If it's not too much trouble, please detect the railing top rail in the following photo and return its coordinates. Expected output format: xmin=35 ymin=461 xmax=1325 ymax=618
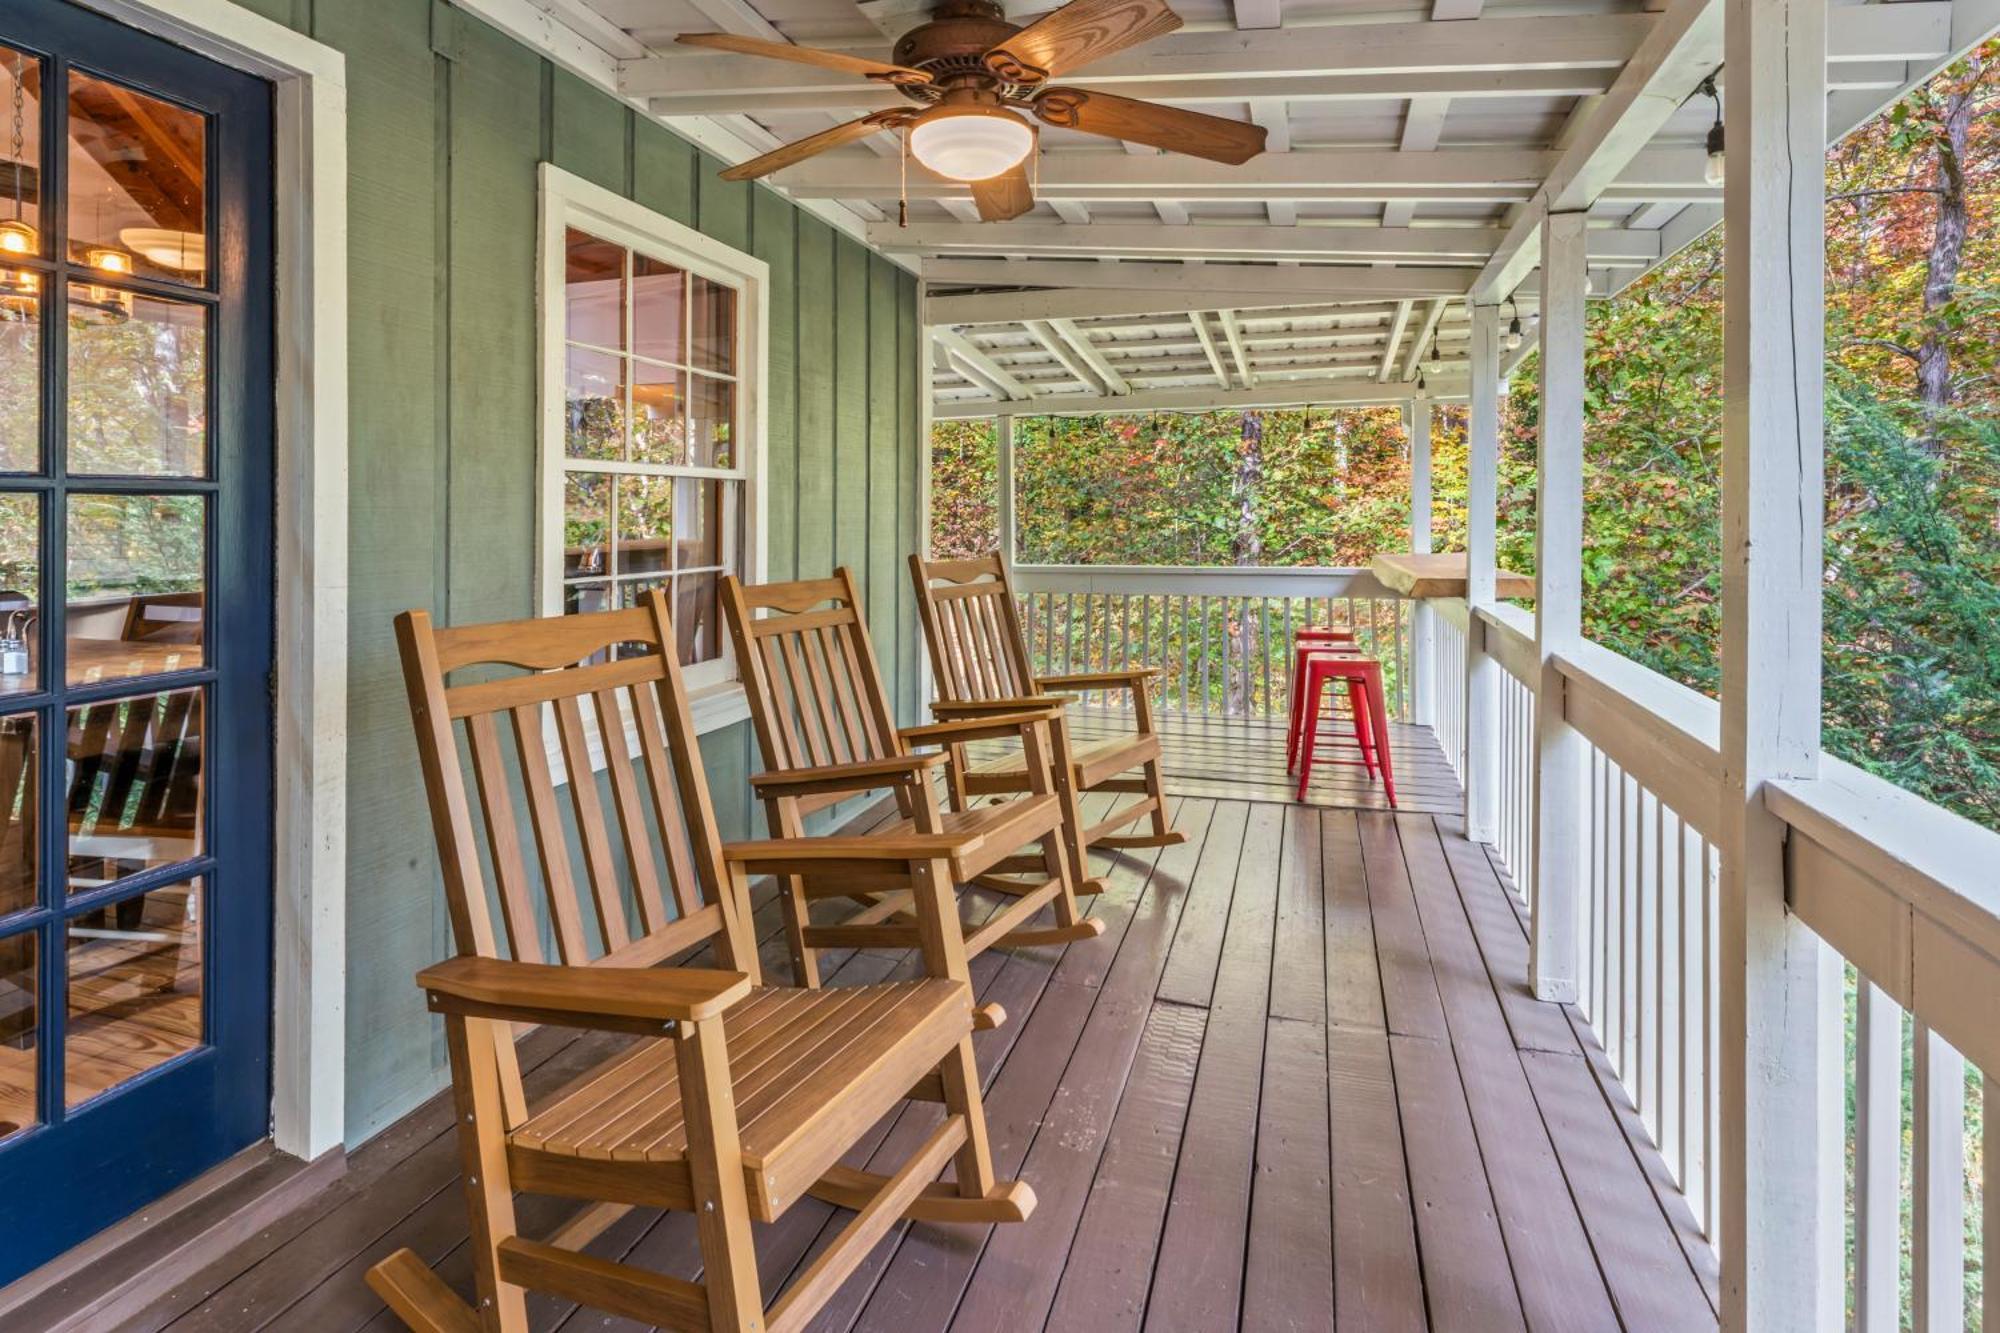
xmin=1008 ymin=564 xmax=1400 ymax=599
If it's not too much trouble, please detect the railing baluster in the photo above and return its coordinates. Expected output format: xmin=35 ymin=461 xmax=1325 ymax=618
xmin=1913 ymin=1021 xmax=1966 ymax=1333
xmin=1853 ymin=980 xmax=1901 ymax=1333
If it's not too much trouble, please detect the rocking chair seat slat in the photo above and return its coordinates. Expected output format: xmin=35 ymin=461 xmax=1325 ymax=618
xmin=965 ymin=732 xmax=1161 ymax=793
xmin=509 ymin=979 xmax=970 ymax=1220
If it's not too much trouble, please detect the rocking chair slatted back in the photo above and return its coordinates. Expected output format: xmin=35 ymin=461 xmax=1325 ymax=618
xmin=722 ymin=569 xmax=901 ymax=817
xmin=395 ymin=592 xmax=757 ymax=1122
xmin=909 ymin=553 xmax=1035 ymax=704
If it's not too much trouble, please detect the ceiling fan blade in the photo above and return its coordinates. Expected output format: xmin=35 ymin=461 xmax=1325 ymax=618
xmin=675 ymin=32 xmax=932 ymax=86
xmin=970 ymin=164 xmax=1035 ymax=222
xmin=1032 ymin=87 xmax=1265 ymax=164
xmin=982 ymin=0 xmax=1181 ymax=84
xmin=719 ymin=113 xmax=907 ymax=181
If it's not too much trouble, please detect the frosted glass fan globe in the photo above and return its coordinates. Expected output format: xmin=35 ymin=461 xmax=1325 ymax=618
xmin=910 ymin=106 xmax=1034 ymax=183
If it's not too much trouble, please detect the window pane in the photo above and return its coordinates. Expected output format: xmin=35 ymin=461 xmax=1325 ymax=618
xmin=0 ymin=44 xmax=44 ymax=257
xmin=66 ymin=687 xmax=204 ymax=895
xmin=0 ymin=290 xmax=36 ymax=471
xmin=0 ymin=715 xmax=32 ymax=917
xmin=564 ymin=228 xmax=622 ymax=351
xmin=563 ymin=579 xmax=612 ymax=616
xmin=565 ymin=346 xmax=624 ymax=461
xmin=673 ymin=571 xmax=720 ymax=666
xmin=67 ymin=288 xmax=207 ymax=476
xmin=563 ymin=471 xmax=608 ymax=579
xmin=66 ymin=878 xmax=203 ymax=1107
xmin=674 ymin=478 xmax=721 ymax=570
xmin=688 ymin=374 xmax=734 ymax=469
xmin=632 ymin=254 xmax=684 ymax=367
xmin=630 ymin=362 xmax=685 ymax=465
xmin=0 ymin=931 xmax=34 ymax=1140
xmin=66 ymin=492 xmax=206 ymax=685
xmin=0 ymin=493 xmax=37 ymax=696
xmin=690 ymin=275 xmax=735 ymax=375
xmin=66 ymin=72 xmax=206 ymax=285
xmin=615 ymin=474 xmax=672 ymax=577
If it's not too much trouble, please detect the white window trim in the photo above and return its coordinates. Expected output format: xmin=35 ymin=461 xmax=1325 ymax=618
xmin=536 ymin=163 xmax=769 ymax=747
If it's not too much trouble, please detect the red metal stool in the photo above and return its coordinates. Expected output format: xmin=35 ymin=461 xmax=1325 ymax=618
xmin=1285 ymin=627 xmax=1357 ymax=746
xmin=1286 ymin=636 xmax=1366 ymax=773
xmin=1294 ymin=653 xmax=1397 ymax=806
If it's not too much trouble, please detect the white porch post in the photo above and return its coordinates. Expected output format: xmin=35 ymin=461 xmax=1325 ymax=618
xmin=995 ymin=413 xmax=1017 ymax=570
xmin=1718 ymin=0 xmax=1840 ymax=1322
xmin=1463 ymin=303 xmax=1501 ymax=843
xmin=1529 ymin=210 xmax=1587 ymax=1003
xmin=1407 ymin=397 xmax=1434 ymax=726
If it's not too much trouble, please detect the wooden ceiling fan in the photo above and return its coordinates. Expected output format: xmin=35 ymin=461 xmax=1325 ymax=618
xmin=677 ymin=0 xmax=1266 ymax=222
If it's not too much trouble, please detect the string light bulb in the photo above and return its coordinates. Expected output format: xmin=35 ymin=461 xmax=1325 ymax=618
xmin=1505 ymin=297 xmax=1524 ymax=352
xmin=1699 ymin=74 xmax=1725 ymax=187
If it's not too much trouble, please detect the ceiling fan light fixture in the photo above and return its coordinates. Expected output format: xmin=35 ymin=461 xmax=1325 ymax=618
xmin=909 ymin=103 xmax=1034 ymax=183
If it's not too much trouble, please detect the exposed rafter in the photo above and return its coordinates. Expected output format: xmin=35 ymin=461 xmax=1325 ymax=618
xmin=922 ymin=260 xmax=1475 ymax=301
xmin=1218 ymin=311 xmax=1255 ymax=389
xmin=1188 ymin=313 xmax=1230 ymax=389
xmin=870 ymin=220 xmax=1663 ymax=266
xmin=1401 ymin=298 xmax=1450 ymax=382
xmin=934 ymin=328 xmax=1032 ymax=401
xmin=1377 ymin=300 xmax=1414 ymax=383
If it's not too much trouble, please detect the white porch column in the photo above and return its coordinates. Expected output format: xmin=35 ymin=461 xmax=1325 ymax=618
xmin=995 ymin=414 xmax=1017 ymax=569
xmin=1407 ymin=398 xmax=1434 ymax=726
xmin=1529 ymin=210 xmax=1587 ymax=1003
xmin=1463 ymin=303 xmax=1501 ymax=843
xmin=1718 ymin=0 xmax=1840 ymax=1322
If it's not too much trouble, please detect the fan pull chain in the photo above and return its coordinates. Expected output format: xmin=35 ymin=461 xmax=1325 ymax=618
xmin=899 ymin=128 xmax=909 ymax=228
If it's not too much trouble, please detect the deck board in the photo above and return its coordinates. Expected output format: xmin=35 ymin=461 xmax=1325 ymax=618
xmin=141 ymin=724 xmax=1715 ymax=1333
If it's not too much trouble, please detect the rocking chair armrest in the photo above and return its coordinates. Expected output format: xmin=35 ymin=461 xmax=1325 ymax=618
xmin=899 ymin=708 xmax=1062 ymax=748
xmin=723 ymin=827 xmax=989 ymax=869
xmin=747 ymin=752 xmax=947 ymax=799
xmin=417 ymin=956 xmax=752 ymax=1033
xmin=1034 ymin=667 xmax=1159 ymax=691
xmin=929 ymin=695 xmax=1076 ymax=718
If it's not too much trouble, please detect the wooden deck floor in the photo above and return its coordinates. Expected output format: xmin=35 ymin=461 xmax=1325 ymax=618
xmin=1064 ymin=707 xmax=1462 ymax=814
xmin=123 ymin=780 xmax=1718 ymax=1332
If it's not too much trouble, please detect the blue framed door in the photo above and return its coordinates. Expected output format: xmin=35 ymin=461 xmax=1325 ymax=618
xmin=0 ymin=0 xmax=274 ymax=1283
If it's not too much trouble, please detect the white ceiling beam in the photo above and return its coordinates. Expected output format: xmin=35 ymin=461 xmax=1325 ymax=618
xmin=1249 ymin=99 xmax=1294 ymax=227
xmin=1384 ymin=92 xmax=1452 ymax=227
xmin=1470 ymin=0 xmax=1720 ymax=302
xmin=1188 ymin=313 xmax=1231 ymax=389
xmin=640 ymin=65 xmax=1623 ymax=117
xmin=1050 ymin=319 xmax=1131 ymax=395
xmin=1402 ymin=297 xmax=1449 ymax=381
xmin=1023 ymin=321 xmax=1107 ymax=394
xmin=1219 ymin=310 xmax=1255 ymax=388
xmin=776 ymin=147 xmax=1718 ymax=200
xmin=1376 ymin=300 xmax=1413 ymax=383
xmin=868 ymin=220 xmax=1663 ymax=264
xmin=933 ymin=375 xmax=1465 ymax=420
xmin=921 ymin=259 xmax=1475 ymax=300
xmin=779 ymin=147 xmax=1551 ymax=193
xmin=624 ymin=12 xmax=1656 ymax=98
xmin=934 ymin=328 xmax=1033 ymax=401
xmin=926 ymin=282 xmax=1473 ymax=326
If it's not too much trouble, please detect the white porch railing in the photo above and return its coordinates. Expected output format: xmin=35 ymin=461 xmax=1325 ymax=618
xmin=1429 ymin=595 xmax=2000 ymax=1324
xmin=1008 ymin=565 xmax=1412 ymax=721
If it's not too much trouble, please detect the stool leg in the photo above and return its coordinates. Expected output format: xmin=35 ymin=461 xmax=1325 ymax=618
xmin=1347 ymin=678 xmax=1376 ymax=776
xmin=1367 ymin=671 xmax=1397 ymax=808
xmin=1286 ymin=648 xmax=1305 ymax=774
xmin=1296 ymin=666 xmax=1324 ymax=802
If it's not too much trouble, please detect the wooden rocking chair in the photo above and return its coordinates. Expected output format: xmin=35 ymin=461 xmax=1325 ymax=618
xmin=909 ymin=552 xmax=1184 ymax=895
xmin=368 ymin=592 xmax=1034 ymax=1333
xmin=720 ymin=568 xmax=1101 ymax=995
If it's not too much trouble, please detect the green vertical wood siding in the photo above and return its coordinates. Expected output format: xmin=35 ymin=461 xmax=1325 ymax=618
xmin=248 ymin=0 xmax=925 ymax=1142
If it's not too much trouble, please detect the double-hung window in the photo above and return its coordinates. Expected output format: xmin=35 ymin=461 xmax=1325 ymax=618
xmin=538 ymin=166 xmax=765 ymax=719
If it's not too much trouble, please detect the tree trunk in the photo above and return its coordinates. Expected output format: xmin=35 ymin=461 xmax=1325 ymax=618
xmin=1227 ymin=411 xmax=1264 ymax=714
xmin=1913 ymin=57 xmax=1981 ymax=448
